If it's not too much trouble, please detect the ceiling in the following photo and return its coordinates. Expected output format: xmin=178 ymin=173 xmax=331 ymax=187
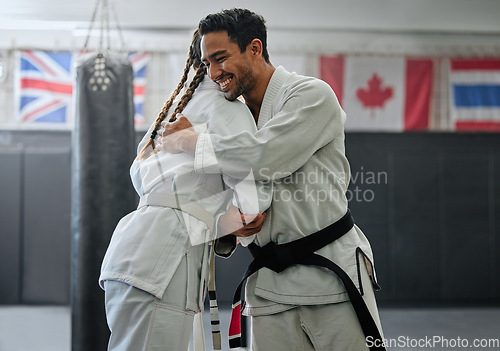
xmin=2 ymin=0 xmax=500 ymax=33
xmin=1 ymin=0 xmax=500 ymax=54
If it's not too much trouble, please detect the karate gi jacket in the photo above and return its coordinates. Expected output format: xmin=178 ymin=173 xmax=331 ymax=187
xmin=99 ymin=79 xmax=270 ymax=311
xmin=194 ymin=66 xmax=379 ymax=316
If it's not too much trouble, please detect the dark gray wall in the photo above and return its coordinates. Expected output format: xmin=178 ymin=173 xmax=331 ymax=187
xmin=0 ymin=131 xmax=72 ymax=304
xmin=345 ymin=133 xmax=500 ymax=305
xmin=1 ymin=130 xmax=499 ymax=306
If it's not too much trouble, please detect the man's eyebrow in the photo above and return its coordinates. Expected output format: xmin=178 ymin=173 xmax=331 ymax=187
xmin=205 ymin=50 xmax=227 ymax=61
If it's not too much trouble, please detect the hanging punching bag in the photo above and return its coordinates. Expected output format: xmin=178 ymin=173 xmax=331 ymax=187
xmin=71 ymin=51 xmax=136 ymax=351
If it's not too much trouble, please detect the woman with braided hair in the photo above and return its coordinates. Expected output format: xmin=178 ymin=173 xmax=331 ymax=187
xmin=99 ymin=29 xmax=270 ymax=351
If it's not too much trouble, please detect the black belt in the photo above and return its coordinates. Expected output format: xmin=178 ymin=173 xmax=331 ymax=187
xmin=228 ymin=210 xmax=386 ymax=351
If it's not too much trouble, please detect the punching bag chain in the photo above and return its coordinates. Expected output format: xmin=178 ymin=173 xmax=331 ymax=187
xmin=83 ymin=0 xmax=126 ymax=53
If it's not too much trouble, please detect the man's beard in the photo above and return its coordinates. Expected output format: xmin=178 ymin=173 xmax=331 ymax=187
xmin=225 ymin=65 xmax=255 ymax=101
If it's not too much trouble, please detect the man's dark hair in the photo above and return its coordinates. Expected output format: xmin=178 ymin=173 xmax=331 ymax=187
xmin=198 ymin=8 xmax=270 ymax=63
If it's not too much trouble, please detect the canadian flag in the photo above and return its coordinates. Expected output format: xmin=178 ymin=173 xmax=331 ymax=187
xmin=320 ymin=56 xmax=433 ymax=131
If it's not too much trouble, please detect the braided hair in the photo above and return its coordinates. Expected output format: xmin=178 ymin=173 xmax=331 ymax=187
xmin=137 ymin=29 xmax=205 ymax=159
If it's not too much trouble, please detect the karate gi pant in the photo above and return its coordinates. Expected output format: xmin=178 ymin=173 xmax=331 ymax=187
xmin=250 ymin=258 xmax=384 ymax=351
xmin=103 ymin=256 xmax=196 ymax=351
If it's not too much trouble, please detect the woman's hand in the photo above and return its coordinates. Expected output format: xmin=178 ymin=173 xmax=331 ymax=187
xmin=159 ymin=114 xmax=198 ymax=155
xmin=218 ymin=204 xmax=266 ymax=237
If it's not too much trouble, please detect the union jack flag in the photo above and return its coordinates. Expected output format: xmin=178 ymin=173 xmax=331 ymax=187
xmin=16 ymin=50 xmax=151 ymax=126
xmin=16 ymin=50 xmax=75 ymax=124
xmin=129 ymin=52 xmax=151 ymax=126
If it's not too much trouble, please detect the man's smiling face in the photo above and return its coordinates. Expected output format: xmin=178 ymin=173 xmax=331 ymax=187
xmin=201 ymin=31 xmax=256 ymax=101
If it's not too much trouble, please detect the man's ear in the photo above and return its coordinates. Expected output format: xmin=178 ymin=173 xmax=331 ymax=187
xmin=248 ymin=39 xmax=263 ymax=59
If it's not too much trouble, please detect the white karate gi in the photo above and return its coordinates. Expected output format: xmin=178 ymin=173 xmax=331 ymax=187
xmin=194 ymin=66 xmax=383 ymax=349
xmin=99 ymin=78 xmax=270 ymax=351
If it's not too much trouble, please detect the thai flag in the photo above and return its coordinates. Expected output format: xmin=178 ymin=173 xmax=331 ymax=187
xmin=17 ymin=50 xmax=74 ymax=124
xmin=128 ymin=52 xmax=151 ymax=126
xmin=449 ymin=59 xmax=500 ymax=131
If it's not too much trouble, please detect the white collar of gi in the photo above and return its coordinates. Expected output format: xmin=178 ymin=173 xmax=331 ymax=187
xmin=257 ymin=66 xmax=288 ymax=130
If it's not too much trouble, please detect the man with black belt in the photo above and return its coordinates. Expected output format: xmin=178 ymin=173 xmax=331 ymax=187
xmin=162 ymin=8 xmax=385 ymax=351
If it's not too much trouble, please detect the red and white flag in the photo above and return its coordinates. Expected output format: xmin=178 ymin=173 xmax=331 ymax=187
xmin=320 ymin=55 xmax=433 ymax=131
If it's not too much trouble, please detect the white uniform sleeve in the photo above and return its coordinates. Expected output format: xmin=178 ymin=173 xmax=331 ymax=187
xmin=205 ymin=98 xmax=273 ymax=211
xmin=194 ymin=79 xmax=345 ymax=181
xmin=204 ymin=98 xmax=273 ymax=250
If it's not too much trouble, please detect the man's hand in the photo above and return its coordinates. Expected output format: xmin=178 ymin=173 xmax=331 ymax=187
xmin=159 ymin=114 xmax=198 ymax=155
xmin=218 ymin=204 xmax=266 ymax=237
